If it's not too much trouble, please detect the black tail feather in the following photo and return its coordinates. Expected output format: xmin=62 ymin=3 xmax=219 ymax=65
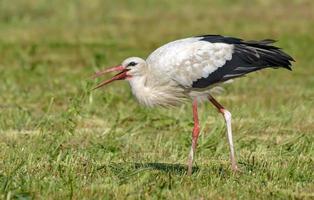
xmin=199 ymin=34 xmax=295 ymax=70
xmin=192 ymin=35 xmax=295 ymax=88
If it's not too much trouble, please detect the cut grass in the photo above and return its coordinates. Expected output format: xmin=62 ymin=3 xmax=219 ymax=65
xmin=0 ymin=0 xmax=314 ymax=199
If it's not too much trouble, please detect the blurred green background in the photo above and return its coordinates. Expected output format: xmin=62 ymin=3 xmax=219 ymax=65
xmin=0 ymin=0 xmax=313 ymax=199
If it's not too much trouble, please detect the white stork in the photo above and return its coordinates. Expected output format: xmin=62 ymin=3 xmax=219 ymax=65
xmin=92 ymin=35 xmax=294 ymax=175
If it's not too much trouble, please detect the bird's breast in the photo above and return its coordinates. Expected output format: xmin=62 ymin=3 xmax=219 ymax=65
xmin=128 ymin=76 xmax=187 ymax=107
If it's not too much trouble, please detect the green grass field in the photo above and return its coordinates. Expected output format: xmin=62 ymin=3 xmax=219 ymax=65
xmin=0 ymin=0 xmax=313 ymax=199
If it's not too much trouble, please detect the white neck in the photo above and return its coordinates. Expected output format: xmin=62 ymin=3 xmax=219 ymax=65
xmin=128 ymin=74 xmax=185 ymax=107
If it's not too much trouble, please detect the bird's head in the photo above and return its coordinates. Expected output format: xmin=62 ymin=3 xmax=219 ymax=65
xmin=92 ymin=57 xmax=147 ymax=90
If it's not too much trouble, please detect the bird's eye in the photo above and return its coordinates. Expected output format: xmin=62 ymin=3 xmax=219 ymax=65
xmin=128 ymin=62 xmax=137 ymax=67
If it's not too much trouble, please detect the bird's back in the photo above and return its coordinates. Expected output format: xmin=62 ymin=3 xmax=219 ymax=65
xmin=146 ymin=35 xmax=294 ymax=89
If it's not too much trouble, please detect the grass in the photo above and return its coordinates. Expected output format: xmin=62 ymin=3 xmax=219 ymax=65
xmin=0 ymin=0 xmax=313 ymax=199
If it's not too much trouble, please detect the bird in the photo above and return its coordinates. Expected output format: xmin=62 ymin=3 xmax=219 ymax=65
xmin=92 ymin=34 xmax=294 ymax=175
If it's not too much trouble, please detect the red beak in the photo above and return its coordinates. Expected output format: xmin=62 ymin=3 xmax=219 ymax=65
xmin=92 ymin=65 xmax=129 ymax=90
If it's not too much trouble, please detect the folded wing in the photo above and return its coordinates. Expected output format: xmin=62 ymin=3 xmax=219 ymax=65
xmin=146 ymin=35 xmax=294 ymax=88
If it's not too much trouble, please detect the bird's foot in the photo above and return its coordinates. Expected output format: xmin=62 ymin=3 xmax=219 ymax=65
xmin=187 ymin=158 xmax=193 ymax=176
xmin=187 ymin=167 xmax=192 ymax=176
xmin=187 ymin=146 xmax=194 ymax=176
xmin=231 ymin=164 xmax=240 ymax=173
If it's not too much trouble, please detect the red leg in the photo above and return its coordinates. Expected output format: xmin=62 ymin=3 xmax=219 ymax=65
xmin=208 ymin=95 xmax=238 ymax=172
xmin=187 ymin=97 xmax=200 ymax=175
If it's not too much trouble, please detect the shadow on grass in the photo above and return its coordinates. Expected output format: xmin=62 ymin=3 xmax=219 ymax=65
xmin=134 ymin=162 xmax=199 ymax=174
xmin=97 ymin=162 xmax=199 ymax=175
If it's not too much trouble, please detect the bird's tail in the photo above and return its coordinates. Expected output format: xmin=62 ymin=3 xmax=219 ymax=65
xmin=235 ymin=39 xmax=295 ymax=71
xmin=193 ymin=35 xmax=295 ymax=88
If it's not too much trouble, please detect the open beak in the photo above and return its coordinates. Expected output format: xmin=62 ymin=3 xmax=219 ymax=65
xmin=92 ymin=65 xmax=129 ymax=90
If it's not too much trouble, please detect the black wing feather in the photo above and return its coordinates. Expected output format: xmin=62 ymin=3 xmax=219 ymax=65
xmin=192 ymin=35 xmax=294 ymax=88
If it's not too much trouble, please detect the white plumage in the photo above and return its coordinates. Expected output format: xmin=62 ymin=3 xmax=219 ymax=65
xmin=92 ymin=35 xmax=294 ymax=175
xmin=124 ymin=37 xmax=236 ymax=107
xmin=147 ymin=38 xmax=234 ymax=87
